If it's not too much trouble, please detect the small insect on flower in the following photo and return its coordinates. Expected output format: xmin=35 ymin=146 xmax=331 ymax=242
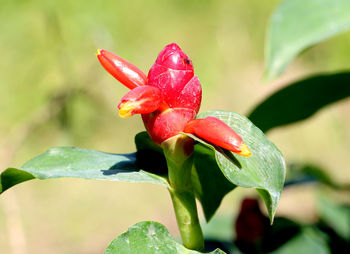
xmin=97 ymin=43 xmax=251 ymax=157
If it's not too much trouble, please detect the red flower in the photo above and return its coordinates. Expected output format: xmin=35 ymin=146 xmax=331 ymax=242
xmin=97 ymin=43 xmax=251 ymax=157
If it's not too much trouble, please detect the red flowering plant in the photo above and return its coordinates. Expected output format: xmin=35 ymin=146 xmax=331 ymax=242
xmin=0 ymin=43 xmax=285 ymax=253
xmin=97 ymin=44 xmax=251 ymax=157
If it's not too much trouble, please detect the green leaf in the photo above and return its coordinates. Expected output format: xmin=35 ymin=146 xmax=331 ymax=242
xmin=285 ymin=162 xmax=350 ymax=190
xmin=270 ymin=227 xmax=330 ymax=254
xmin=134 ymin=132 xmax=168 ymax=176
xmin=134 ymin=131 xmax=236 ymax=222
xmin=184 ymin=111 xmax=286 ymax=222
xmin=135 ymin=131 xmax=164 ymax=154
xmin=0 ymin=147 xmax=168 ymax=194
xmin=286 ymin=163 xmax=335 ymax=188
xmin=201 ymin=216 xmax=233 ymax=243
xmin=265 ymin=0 xmax=350 ymax=79
xmin=104 ymin=221 xmax=226 ymax=254
xmin=248 ymin=73 xmax=350 ymax=133
xmin=192 ymin=145 xmax=235 ymax=222
xmin=261 ymin=217 xmax=302 ymax=252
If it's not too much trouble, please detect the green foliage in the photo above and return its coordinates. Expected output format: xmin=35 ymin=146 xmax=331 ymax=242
xmin=134 ymin=131 xmax=235 ymax=223
xmin=0 ymin=168 xmax=35 ymax=193
xmin=0 ymin=147 xmax=168 ymax=194
xmin=270 ymin=227 xmax=330 ymax=254
xmin=1 ymin=113 xmax=285 ymax=225
xmin=285 ymin=162 xmax=350 ymax=190
xmin=265 ymin=0 xmax=350 ymax=79
xmin=201 ymin=216 xmax=233 ymax=243
xmin=248 ymin=72 xmax=350 ymax=133
xmin=192 ymin=145 xmax=235 ymax=222
xmin=105 ymin=221 xmax=225 ymax=254
xmin=185 ymin=111 xmax=286 ymax=222
xmin=318 ymin=196 xmax=350 ymax=241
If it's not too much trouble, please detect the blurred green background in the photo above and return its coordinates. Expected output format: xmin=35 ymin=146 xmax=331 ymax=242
xmin=1 ymin=0 xmax=350 ymax=253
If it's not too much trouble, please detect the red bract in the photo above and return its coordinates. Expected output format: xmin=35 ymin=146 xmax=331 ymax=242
xmin=235 ymin=198 xmax=268 ymax=253
xmin=97 ymin=43 xmax=251 ymax=157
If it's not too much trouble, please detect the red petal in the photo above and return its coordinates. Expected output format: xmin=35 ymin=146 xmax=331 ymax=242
xmin=97 ymin=49 xmax=147 ymax=89
xmin=118 ymin=86 xmax=163 ymax=118
xmin=184 ymin=116 xmax=251 ymax=156
xmin=142 ymin=108 xmax=196 ymax=145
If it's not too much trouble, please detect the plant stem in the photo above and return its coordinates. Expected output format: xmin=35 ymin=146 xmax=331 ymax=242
xmin=162 ymin=134 xmax=204 ymax=251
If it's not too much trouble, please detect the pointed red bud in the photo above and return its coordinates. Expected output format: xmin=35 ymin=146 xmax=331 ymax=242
xmin=155 ymin=43 xmax=194 ymax=71
xmin=184 ymin=116 xmax=251 ymax=157
xmin=118 ymin=86 xmax=163 ymax=118
xmin=148 ymin=43 xmax=201 ymax=113
xmin=97 ymin=49 xmax=147 ymax=89
xmin=235 ymin=198 xmax=267 ymax=245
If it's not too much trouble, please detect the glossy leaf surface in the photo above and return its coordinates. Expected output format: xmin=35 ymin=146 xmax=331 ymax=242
xmin=0 ymin=147 xmax=168 ymax=194
xmin=248 ymin=73 xmax=350 ymax=133
xmin=265 ymin=0 xmax=350 ymax=79
xmin=184 ymin=111 xmax=286 ymax=222
xmin=104 ymin=221 xmax=225 ymax=254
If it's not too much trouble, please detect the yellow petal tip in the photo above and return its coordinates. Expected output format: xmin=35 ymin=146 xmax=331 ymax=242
xmin=118 ymin=101 xmax=138 ymax=118
xmin=96 ymin=49 xmax=102 ymax=56
xmin=237 ymin=143 xmax=252 ymax=157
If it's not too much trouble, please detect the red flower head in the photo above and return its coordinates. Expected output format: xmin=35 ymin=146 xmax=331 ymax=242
xmin=97 ymin=43 xmax=251 ymax=157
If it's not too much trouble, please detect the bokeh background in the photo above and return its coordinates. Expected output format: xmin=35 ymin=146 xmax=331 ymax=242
xmin=1 ymin=0 xmax=349 ymax=253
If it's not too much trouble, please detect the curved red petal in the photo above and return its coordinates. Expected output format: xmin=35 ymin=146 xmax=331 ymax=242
xmin=118 ymin=86 xmax=163 ymax=118
xmin=184 ymin=116 xmax=251 ymax=156
xmin=97 ymin=49 xmax=147 ymax=89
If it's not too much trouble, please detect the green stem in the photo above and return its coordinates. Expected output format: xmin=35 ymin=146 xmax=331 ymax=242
xmin=162 ymin=134 xmax=204 ymax=251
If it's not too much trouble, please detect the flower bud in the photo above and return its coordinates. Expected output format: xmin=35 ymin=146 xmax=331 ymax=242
xmin=184 ymin=117 xmax=251 ymax=156
xmin=97 ymin=49 xmax=147 ymax=89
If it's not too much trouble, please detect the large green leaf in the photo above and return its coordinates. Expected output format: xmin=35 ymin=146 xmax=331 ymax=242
xmin=134 ymin=131 xmax=235 ymax=222
xmin=265 ymin=0 xmax=350 ymax=79
xmin=0 ymin=147 xmax=168 ymax=194
xmin=248 ymin=73 xmax=350 ymax=133
xmin=184 ymin=111 xmax=286 ymax=222
xmin=105 ymin=221 xmax=225 ymax=254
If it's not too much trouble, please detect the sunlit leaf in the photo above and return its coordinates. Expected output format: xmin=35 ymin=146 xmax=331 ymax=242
xmin=105 ymin=221 xmax=226 ymax=254
xmin=184 ymin=111 xmax=286 ymax=222
xmin=249 ymin=72 xmax=350 ymax=133
xmin=265 ymin=0 xmax=350 ymax=79
xmin=0 ymin=147 xmax=168 ymax=194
